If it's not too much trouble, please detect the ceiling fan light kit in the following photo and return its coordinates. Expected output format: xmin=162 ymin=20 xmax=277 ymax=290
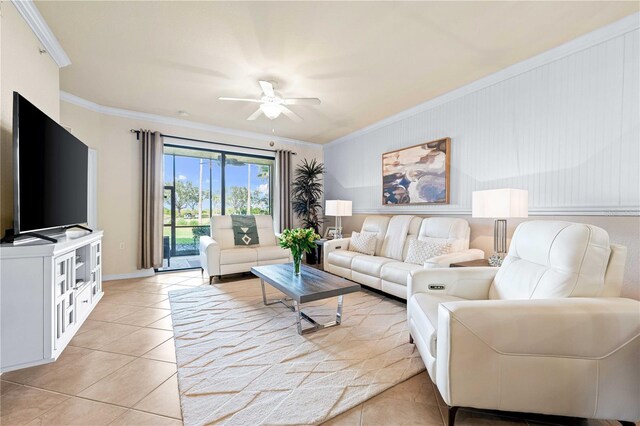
xmin=219 ymin=80 xmax=321 ymax=122
xmin=260 ymin=102 xmax=282 ymax=119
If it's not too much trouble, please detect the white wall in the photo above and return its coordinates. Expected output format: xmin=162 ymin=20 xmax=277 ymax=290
xmin=60 ymin=101 xmax=323 ymax=278
xmin=324 ymin=24 xmax=639 ymax=216
xmin=0 ymin=1 xmax=60 ymax=233
xmin=323 ymin=17 xmax=640 ymax=299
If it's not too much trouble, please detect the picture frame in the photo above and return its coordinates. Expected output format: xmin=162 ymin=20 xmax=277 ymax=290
xmin=382 ymin=137 xmax=451 ymax=205
xmin=324 ymin=226 xmax=342 ymax=239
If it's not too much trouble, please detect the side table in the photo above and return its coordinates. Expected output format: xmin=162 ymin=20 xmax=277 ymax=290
xmin=450 ymin=259 xmax=492 ymax=267
xmin=313 ymin=239 xmax=330 ymax=269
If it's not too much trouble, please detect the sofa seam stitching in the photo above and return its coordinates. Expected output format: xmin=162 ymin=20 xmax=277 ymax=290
xmin=567 ymin=226 xmax=594 ymax=297
xmin=527 ymin=224 xmax=572 ymax=298
xmin=442 ymin=305 xmax=640 ymax=359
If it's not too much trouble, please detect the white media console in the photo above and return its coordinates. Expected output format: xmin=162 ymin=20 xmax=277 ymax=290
xmin=0 ymin=231 xmax=103 ymax=372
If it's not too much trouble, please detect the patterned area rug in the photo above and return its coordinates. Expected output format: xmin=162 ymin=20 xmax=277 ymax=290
xmin=168 ymin=279 xmax=425 ymax=425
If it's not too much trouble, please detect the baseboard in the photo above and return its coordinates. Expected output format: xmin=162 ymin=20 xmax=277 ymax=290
xmin=103 ymin=269 xmax=155 ymax=281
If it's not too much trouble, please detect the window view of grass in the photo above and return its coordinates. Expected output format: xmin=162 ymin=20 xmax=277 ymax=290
xmin=163 ymin=145 xmax=273 ymax=259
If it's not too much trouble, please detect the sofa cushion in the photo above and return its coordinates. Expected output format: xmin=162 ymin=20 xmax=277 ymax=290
xmin=409 ymin=293 xmax=466 ymax=358
xmin=405 ymin=238 xmax=452 ymax=265
xmin=220 ymin=248 xmax=257 ymax=265
xmin=351 ymin=255 xmax=395 ymax=278
xmin=256 ymin=245 xmax=289 ymax=262
xmin=490 ymin=221 xmax=611 ymax=300
xmin=349 ymin=232 xmax=377 ymax=255
xmin=380 ymin=215 xmax=415 ymax=260
xmin=361 ymin=216 xmax=391 ymax=256
xmin=381 ymin=262 xmax=423 ymax=285
xmin=327 ymin=250 xmax=362 ymax=269
xmin=417 ymin=217 xmax=470 ymax=253
xmin=211 ymin=215 xmax=277 ymax=250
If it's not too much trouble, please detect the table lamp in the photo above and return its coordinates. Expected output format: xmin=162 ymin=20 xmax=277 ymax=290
xmin=325 ymin=200 xmax=352 ymax=239
xmin=472 ymin=189 xmax=528 ymax=266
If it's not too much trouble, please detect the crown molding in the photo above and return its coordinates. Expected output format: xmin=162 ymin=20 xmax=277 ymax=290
xmin=60 ymin=91 xmax=319 ymax=148
xmin=326 ymin=12 xmax=640 ymax=148
xmin=11 ymin=0 xmax=71 ymax=68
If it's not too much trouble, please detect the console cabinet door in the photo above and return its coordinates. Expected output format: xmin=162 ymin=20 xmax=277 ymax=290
xmin=90 ymin=241 xmax=102 ymax=297
xmin=53 ymin=252 xmax=76 ymax=350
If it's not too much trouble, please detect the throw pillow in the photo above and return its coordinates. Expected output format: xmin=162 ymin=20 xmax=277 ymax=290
xmin=405 ymin=238 xmax=452 ymax=265
xmin=349 ymin=232 xmax=377 ymax=255
xmin=231 ymin=215 xmax=260 ymax=246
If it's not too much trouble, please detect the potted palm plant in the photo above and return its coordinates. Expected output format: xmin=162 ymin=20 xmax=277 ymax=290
xmin=291 ymin=159 xmax=324 ymax=263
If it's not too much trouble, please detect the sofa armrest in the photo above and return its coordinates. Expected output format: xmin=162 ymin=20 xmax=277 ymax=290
xmin=323 ymin=238 xmax=351 ymax=265
xmin=423 ymin=249 xmax=485 ymax=268
xmin=199 ymin=236 xmax=221 ymax=276
xmin=408 ymin=267 xmax=498 ymax=300
xmin=440 ymin=297 xmax=640 ymax=357
xmin=436 ymin=297 xmax=640 ymax=413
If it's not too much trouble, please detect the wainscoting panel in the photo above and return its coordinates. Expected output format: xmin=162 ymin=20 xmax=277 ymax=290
xmin=324 ymin=26 xmax=640 ymax=216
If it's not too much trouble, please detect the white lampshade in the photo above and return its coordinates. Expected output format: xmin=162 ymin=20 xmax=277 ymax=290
xmin=325 ymin=200 xmax=352 ymax=217
xmin=472 ymin=189 xmax=528 ymax=219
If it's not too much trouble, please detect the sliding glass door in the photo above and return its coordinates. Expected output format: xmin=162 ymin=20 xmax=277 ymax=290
xmin=224 ymin=154 xmax=272 ymax=215
xmin=160 ymin=145 xmax=273 ymax=270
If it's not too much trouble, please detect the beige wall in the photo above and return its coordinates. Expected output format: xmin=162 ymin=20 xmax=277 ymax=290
xmin=60 ymin=101 xmax=323 ymax=278
xmin=340 ymin=214 xmax=640 ymax=300
xmin=0 ymin=1 xmax=60 ymax=233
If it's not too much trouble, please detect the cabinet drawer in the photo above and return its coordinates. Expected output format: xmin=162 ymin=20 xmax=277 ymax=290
xmin=76 ymin=285 xmax=92 ymax=322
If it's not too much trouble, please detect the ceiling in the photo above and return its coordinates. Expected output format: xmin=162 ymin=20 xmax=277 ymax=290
xmin=37 ymin=1 xmax=639 ymax=144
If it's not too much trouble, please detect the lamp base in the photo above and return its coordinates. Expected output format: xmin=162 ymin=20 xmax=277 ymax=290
xmin=488 ymin=252 xmax=506 ymax=267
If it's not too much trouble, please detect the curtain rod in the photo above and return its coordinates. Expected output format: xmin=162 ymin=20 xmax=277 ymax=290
xmin=129 ymin=129 xmax=296 ymax=155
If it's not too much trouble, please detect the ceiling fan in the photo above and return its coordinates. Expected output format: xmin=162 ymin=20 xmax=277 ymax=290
xmin=219 ymin=81 xmax=321 ymax=122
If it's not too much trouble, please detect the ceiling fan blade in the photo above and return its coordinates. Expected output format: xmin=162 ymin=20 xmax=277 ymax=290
xmin=283 ymin=98 xmax=321 ymax=105
xmin=219 ymin=97 xmax=262 ymax=103
xmin=259 ymin=80 xmax=275 ymax=97
xmin=247 ymin=108 xmax=263 ymax=120
xmin=280 ymin=106 xmax=302 ymax=122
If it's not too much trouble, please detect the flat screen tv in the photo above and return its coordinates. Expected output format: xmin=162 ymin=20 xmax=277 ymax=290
xmin=13 ymin=92 xmax=88 ymax=235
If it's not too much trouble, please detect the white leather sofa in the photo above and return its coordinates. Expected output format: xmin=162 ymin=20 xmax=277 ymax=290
xmin=407 ymin=220 xmax=639 ymax=425
xmin=323 ymin=215 xmax=484 ymax=299
xmin=199 ymin=215 xmax=291 ymax=284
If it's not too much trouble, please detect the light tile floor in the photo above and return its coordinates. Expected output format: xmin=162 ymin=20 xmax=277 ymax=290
xmin=0 ymin=270 xmax=634 ymax=426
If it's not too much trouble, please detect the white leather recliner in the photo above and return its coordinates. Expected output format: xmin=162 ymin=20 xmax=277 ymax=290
xmin=199 ymin=215 xmax=291 ymax=284
xmin=407 ymin=220 xmax=640 ymax=425
xmin=324 ymin=215 xmax=484 ymax=299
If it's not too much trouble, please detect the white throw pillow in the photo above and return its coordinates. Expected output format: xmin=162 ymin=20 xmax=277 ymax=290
xmin=405 ymin=238 xmax=452 ymax=265
xmin=349 ymin=232 xmax=377 ymax=255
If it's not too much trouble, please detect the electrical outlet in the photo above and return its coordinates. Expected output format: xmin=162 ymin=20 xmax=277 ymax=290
xmin=119 ymin=242 xmax=125 ymax=250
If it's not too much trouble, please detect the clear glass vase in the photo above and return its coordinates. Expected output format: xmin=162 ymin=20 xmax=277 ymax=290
xmin=293 ymin=253 xmax=302 ymax=275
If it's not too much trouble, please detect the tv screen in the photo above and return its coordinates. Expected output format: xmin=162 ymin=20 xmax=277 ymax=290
xmin=13 ymin=92 xmax=88 ymax=234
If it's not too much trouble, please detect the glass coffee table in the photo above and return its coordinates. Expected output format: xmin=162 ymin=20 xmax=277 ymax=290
xmin=251 ymin=263 xmax=361 ymax=335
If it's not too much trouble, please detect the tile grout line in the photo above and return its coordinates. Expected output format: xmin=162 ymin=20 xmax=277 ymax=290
xmin=2 ymin=379 xmax=182 ymax=423
xmin=131 ymin=372 xmax=182 ymax=420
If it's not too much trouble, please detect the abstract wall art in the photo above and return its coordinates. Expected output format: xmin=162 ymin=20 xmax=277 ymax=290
xmin=382 ymin=138 xmax=450 ymax=205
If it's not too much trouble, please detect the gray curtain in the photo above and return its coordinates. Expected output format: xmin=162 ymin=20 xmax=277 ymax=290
xmin=276 ymin=150 xmax=293 ymax=232
xmin=138 ymin=130 xmax=164 ymax=269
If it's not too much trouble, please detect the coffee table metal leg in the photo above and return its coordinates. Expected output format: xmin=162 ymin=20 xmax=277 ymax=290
xmin=260 ymin=279 xmax=268 ymax=305
xmin=259 ymin=280 xmax=346 ymax=335
xmin=261 ymin=279 xmax=293 ymax=306
xmin=336 ymin=295 xmax=343 ymax=325
xmin=293 ymin=301 xmax=303 ymax=335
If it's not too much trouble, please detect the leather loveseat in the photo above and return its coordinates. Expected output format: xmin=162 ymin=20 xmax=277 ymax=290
xmin=323 ymin=215 xmax=484 ymax=299
xmin=199 ymin=215 xmax=291 ymax=283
